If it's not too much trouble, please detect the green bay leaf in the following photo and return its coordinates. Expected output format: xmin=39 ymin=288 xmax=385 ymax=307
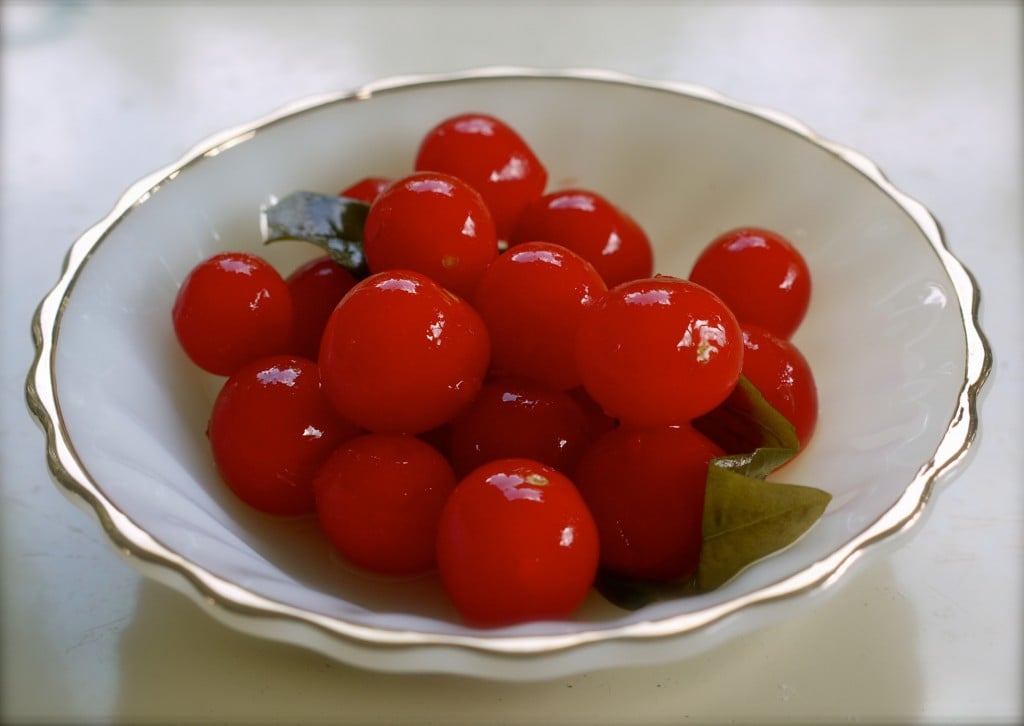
xmin=694 ymin=375 xmax=799 ymax=455
xmin=698 ymin=463 xmax=831 ymax=592
xmin=261 ymin=191 xmax=371 ymax=274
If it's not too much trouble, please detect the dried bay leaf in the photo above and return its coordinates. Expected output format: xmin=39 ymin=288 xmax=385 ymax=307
xmin=694 ymin=375 xmax=799 ymax=455
xmin=698 ymin=463 xmax=831 ymax=592
xmin=697 ymin=379 xmax=829 ymax=590
xmin=261 ymin=191 xmax=370 ymax=274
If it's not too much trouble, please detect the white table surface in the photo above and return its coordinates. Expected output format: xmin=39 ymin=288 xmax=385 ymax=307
xmin=2 ymin=2 xmax=1021 ymax=723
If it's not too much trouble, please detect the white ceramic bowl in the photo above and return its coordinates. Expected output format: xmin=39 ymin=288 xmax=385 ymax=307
xmin=28 ymin=68 xmax=990 ymax=680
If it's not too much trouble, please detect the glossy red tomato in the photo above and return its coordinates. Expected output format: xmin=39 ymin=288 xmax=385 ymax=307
xmin=471 ymin=241 xmax=607 ymax=390
xmin=363 ymin=171 xmax=498 ymax=298
xmin=448 ymin=377 xmax=592 ymax=478
xmin=575 ymin=276 xmax=744 ymax=427
xmin=688 ymin=227 xmax=811 ymax=339
xmin=509 ymin=189 xmax=653 ymax=288
xmin=314 ymin=434 xmax=457 ymax=575
xmin=414 ymin=113 xmax=548 ymax=240
xmin=172 ymin=252 xmax=292 ymax=376
xmin=436 ymin=458 xmax=599 ymax=627
xmin=318 ymin=270 xmax=490 ymax=434
xmin=207 ymin=355 xmax=361 ymax=515
xmin=285 ymin=256 xmax=357 ymax=360
xmin=574 ymin=424 xmax=723 ymax=581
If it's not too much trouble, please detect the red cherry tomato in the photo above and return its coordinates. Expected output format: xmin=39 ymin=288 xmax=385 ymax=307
xmin=318 ymin=270 xmax=490 ymax=434
xmin=172 ymin=252 xmax=292 ymax=376
xmin=575 ymin=425 xmax=723 ymax=581
xmin=363 ymin=171 xmax=498 ymax=299
xmin=471 ymin=241 xmax=607 ymax=390
xmin=314 ymin=434 xmax=457 ymax=575
xmin=575 ymin=276 xmax=744 ymax=427
xmin=339 ymin=176 xmax=391 ymax=203
xmin=207 ymin=355 xmax=361 ymax=515
xmin=448 ymin=377 xmax=592 ymax=478
xmin=509 ymin=189 xmax=653 ymax=288
xmin=414 ymin=113 xmax=548 ymax=240
xmin=436 ymin=458 xmax=599 ymax=627
xmin=688 ymin=227 xmax=811 ymax=339
xmin=284 ymin=256 xmax=357 ymax=360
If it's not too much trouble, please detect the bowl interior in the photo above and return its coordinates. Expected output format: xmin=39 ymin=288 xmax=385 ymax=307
xmin=52 ymin=74 xmax=967 ymax=636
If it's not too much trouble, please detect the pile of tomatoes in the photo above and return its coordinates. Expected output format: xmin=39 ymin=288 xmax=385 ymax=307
xmin=171 ymin=112 xmax=818 ymax=627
